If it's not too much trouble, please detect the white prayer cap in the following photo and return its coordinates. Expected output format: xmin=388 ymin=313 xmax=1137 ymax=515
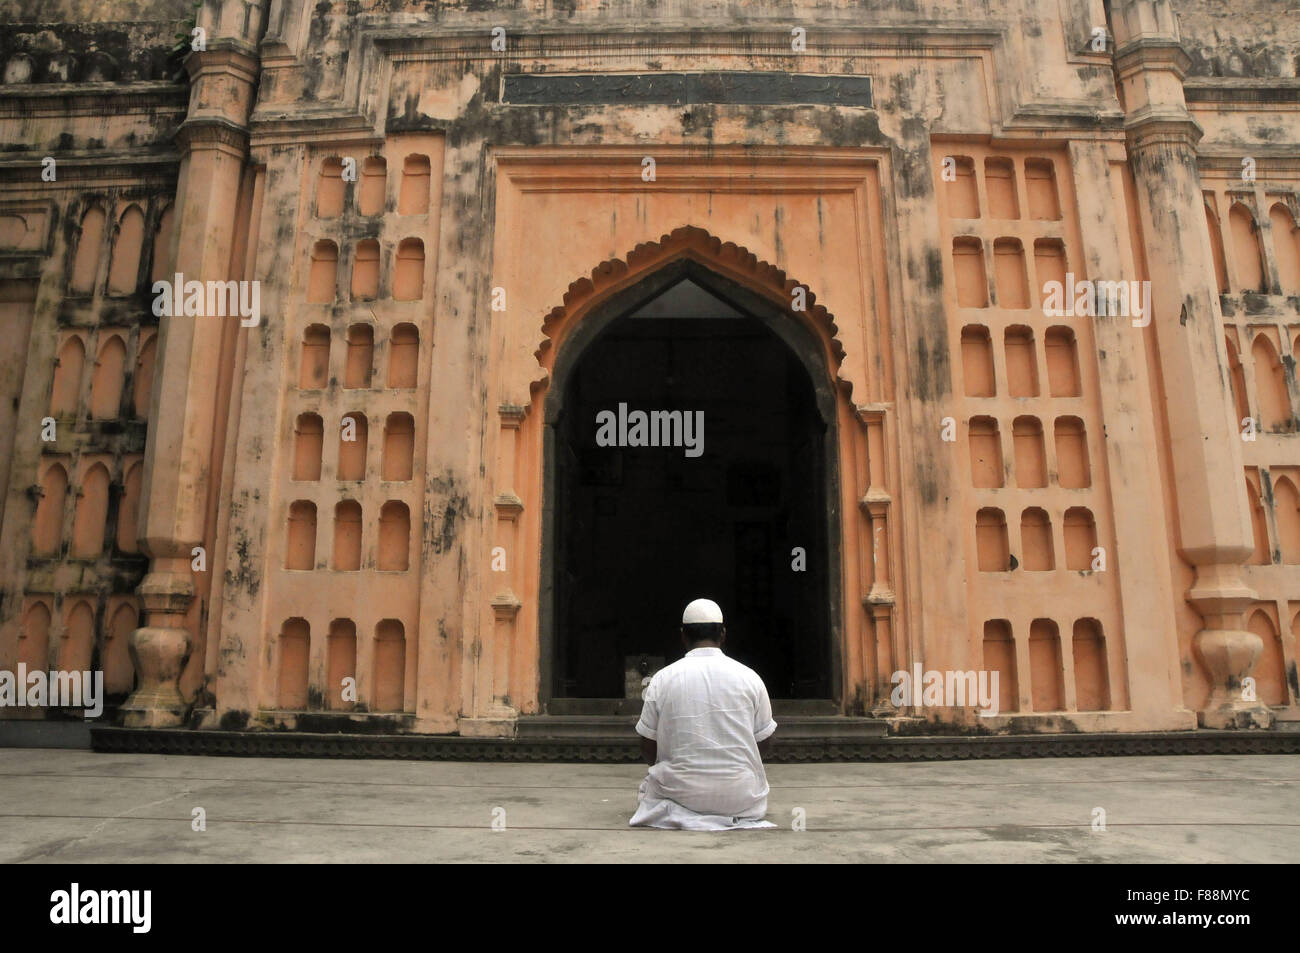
xmin=682 ymin=598 xmax=724 ymax=625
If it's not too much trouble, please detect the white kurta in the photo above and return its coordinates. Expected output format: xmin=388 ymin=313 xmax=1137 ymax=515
xmin=630 ymin=647 xmax=778 ymax=831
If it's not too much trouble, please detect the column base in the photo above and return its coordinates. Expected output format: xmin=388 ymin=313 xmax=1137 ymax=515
xmin=459 ymin=710 xmax=518 ymax=738
xmin=1197 ymin=700 xmax=1276 ymax=730
xmin=1194 ymin=627 xmax=1275 ymax=730
xmin=119 ymin=696 xmax=191 ymax=729
xmin=121 ymin=625 xmax=193 ymax=729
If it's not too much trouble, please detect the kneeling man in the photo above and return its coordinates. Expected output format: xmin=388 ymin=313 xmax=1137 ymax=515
xmin=629 ymin=598 xmax=778 ymax=830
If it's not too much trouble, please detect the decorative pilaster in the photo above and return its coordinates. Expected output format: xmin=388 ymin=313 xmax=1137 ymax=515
xmin=1112 ymin=0 xmax=1272 ymax=728
xmin=856 ymin=405 xmax=897 ymax=713
xmin=462 ymin=405 xmax=528 ymax=735
xmin=121 ymin=14 xmax=261 ymax=727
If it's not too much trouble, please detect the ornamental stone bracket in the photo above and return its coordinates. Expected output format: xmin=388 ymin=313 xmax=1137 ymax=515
xmin=490 ymin=591 xmax=523 ymax=621
xmin=493 ymin=493 xmax=524 ymax=522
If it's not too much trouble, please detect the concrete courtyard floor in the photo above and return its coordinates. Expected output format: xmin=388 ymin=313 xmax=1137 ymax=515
xmin=0 ymin=747 xmax=1295 ymax=862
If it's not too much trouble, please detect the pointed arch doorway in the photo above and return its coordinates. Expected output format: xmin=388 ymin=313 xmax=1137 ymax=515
xmin=539 ymin=258 xmax=842 ymax=710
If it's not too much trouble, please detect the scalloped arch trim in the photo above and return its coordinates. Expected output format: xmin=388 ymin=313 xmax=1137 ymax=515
xmin=531 ymin=225 xmax=849 ymax=397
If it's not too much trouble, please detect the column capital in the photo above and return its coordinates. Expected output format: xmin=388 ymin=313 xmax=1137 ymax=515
xmin=174 ymin=117 xmax=251 ymax=157
xmin=1124 ymin=107 xmax=1204 ymax=154
xmin=1114 ymin=37 xmax=1192 ymax=82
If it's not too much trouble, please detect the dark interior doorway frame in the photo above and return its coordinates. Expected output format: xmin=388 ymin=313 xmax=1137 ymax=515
xmin=538 ymin=256 xmax=845 ymax=710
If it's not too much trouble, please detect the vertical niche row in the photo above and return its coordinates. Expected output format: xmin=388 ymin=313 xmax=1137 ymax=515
xmin=939 ymin=146 xmax=1118 ymax=715
xmin=21 ymin=194 xmax=171 ymax=700
xmin=269 ymin=143 xmax=436 ymax=716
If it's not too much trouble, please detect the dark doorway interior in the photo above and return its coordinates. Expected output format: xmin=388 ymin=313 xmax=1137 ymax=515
xmin=551 ymin=279 xmax=832 ymax=700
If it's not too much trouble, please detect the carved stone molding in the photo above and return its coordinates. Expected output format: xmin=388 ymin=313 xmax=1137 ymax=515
xmin=491 ymin=591 xmax=523 ymax=621
xmin=493 ymin=493 xmax=524 ymax=521
xmin=89 ymin=726 xmax=1300 ymax=763
xmin=533 ymin=224 xmax=849 ymax=399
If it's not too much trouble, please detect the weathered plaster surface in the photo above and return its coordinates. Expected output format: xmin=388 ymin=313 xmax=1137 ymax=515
xmin=0 ymin=0 xmax=1298 ymax=738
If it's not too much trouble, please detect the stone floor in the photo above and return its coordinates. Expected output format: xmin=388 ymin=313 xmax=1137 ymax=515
xmin=0 ymin=748 xmax=1296 ymax=862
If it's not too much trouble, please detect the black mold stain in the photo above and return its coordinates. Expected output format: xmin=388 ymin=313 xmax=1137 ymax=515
xmin=924 ymin=247 xmax=944 ymax=292
xmin=290 ymin=712 xmax=407 ymax=734
xmin=219 ymin=709 xmax=250 ymax=730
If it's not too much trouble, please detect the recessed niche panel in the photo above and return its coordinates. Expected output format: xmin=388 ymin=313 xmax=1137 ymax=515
xmin=976 ymin=508 xmax=1010 ymax=572
xmin=338 ymin=413 xmax=368 ymax=481
xmin=33 ymin=462 xmax=68 ymax=556
xmin=333 ymin=500 xmax=362 ymax=571
xmin=969 ymin=417 xmax=1004 ymax=488
xmin=1274 ymin=476 xmax=1300 ymax=564
xmin=1025 ymin=159 xmax=1061 ymax=221
xmin=388 ymin=323 xmax=419 ymax=388
xmin=383 ymin=413 xmax=415 ymax=481
xmin=1055 ymin=417 xmax=1091 ymax=488
xmin=1251 ymin=333 xmax=1290 ymax=430
xmin=1063 ymin=506 xmax=1098 ymax=571
xmin=981 ymin=619 xmax=1018 ymax=713
xmin=1004 ymin=326 xmax=1038 ymax=397
xmin=961 ymin=325 xmax=995 ymax=397
xmin=308 ymin=240 xmax=339 ymax=303
xmin=984 ymin=158 xmax=1019 ymax=220
xmin=1028 ymin=619 xmax=1063 ymax=711
xmin=1012 ymin=416 xmax=1047 ymax=488
xmin=947 ymin=157 xmax=979 ymax=218
xmin=398 ymin=155 xmax=431 ymax=215
xmin=393 ymin=239 xmax=424 ymax=301
xmin=1271 ymin=203 xmax=1300 ymax=294
xmin=60 ymin=601 xmax=95 ymax=672
xmin=378 ymin=501 xmax=410 ymax=571
xmin=1034 ymin=240 xmax=1068 ymax=313
xmin=1072 ymin=618 xmax=1109 ymax=711
xmin=345 ymin=324 xmax=374 ymax=389
xmin=327 ymin=619 xmax=357 ymax=710
xmin=89 ymin=334 xmax=126 ymax=419
xmin=993 ymin=238 xmax=1029 ymax=309
xmin=1020 ymin=507 xmax=1054 ymax=571
xmin=1044 ymin=327 xmax=1080 ymax=397
xmin=1230 ymin=203 xmax=1265 ymax=293
xmin=300 ymin=325 xmax=330 ymax=390
xmin=51 ymin=334 xmax=85 ymax=416
xmin=107 ymin=205 xmax=144 ymax=295
xmin=71 ymin=463 xmax=110 ymax=557
xmin=18 ymin=602 xmax=51 ymax=671
xmin=373 ymin=619 xmax=406 ymax=711
xmin=285 ymin=501 xmax=317 ymax=570
xmin=351 ymin=240 xmax=380 ymax=300
xmin=104 ymin=603 xmax=137 ymax=694
xmin=317 ymin=158 xmax=345 ymax=218
xmin=294 ymin=413 xmax=324 ymax=481
xmin=953 ymin=238 xmax=988 ymax=308
xmin=278 ymin=618 xmax=310 ymax=709
xmin=360 ymin=157 xmax=387 ymax=217
xmin=71 ymin=206 xmax=105 ymax=294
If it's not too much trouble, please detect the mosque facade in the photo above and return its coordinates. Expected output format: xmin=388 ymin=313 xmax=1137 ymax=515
xmin=1 ymin=0 xmax=1299 ymax=746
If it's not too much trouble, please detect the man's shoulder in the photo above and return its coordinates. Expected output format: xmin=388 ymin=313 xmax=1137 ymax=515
xmin=654 ymin=651 xmax=767 ymax=681
xmin=728 ymin=658 xmax=771 ymax=692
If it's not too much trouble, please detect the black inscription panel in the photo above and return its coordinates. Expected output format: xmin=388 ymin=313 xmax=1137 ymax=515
xmin=502 ymin=71 xmax=872 ymax=107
